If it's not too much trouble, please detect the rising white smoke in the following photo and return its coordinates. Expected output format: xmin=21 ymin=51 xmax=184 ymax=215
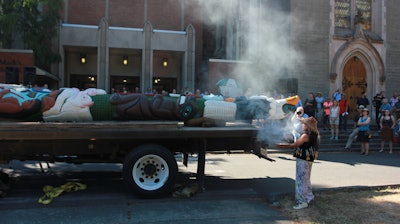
xmin=201 ymin=0 xmax=304 ymax=96
xmin=200 ymin=0 xmax=306 ymax=145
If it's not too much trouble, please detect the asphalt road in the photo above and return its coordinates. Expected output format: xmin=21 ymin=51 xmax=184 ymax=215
xmin=1 ymin=150 xmax=399 ymax=224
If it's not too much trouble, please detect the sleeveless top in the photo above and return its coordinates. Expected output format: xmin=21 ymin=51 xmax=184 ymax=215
xmin=381 ymin=116 xmax=393 ymax=128
xmin=358 ymin=117 xmax=370 ymax=131
xmin=293 ymin=132 xmax=319 ymax=162
xmin=330 ymin=106 xmax=339 ymax=118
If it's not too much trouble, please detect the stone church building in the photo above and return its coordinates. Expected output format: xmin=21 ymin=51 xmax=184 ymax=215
xmin=204 ymin=0 xmax=399 ymax=118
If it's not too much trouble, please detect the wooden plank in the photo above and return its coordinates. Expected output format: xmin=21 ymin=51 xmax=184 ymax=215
xmin=0 ymin=121 xmax=258 ymax=141
xmin=0 ymin=121 xmax=182 ymax=129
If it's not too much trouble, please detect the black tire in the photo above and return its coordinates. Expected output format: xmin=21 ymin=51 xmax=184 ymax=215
xmin=123 ymin=144 xmax=178 ymax=198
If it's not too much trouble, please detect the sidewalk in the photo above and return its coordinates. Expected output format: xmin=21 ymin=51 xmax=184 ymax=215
xmin=269 ymin=119 xmax=400 ymax=153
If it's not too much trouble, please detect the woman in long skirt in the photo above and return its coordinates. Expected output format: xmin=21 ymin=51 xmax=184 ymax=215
xmin=277 ymin=117 xmax=320 ymax=209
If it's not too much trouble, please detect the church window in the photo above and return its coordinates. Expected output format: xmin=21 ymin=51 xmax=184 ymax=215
xmin=335 ymin=0 xmax=371 ymax=31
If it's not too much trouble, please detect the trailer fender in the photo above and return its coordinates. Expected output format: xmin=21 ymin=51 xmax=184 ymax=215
xmin=122 ymin=144 xmax=177 ymax=198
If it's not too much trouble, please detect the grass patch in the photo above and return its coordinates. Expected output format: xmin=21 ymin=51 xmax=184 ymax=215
xmin=274 ymin=186 xmax=400 ymax=224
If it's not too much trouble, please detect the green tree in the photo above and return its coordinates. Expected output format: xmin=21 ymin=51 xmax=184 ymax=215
xmin=0 ymin=0 xmax=62 ymax=70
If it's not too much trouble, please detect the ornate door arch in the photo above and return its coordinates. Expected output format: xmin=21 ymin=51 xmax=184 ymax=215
xmin=342 ymin=56 xmax=367 ymax=118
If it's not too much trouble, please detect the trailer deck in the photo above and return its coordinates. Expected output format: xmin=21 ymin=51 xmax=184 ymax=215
xmin=0 ymin=121 xmax=265 ymax=197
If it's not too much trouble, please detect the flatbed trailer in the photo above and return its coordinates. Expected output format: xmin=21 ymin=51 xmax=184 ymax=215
xmin=0 ymin=121 xmax=267 ymax=197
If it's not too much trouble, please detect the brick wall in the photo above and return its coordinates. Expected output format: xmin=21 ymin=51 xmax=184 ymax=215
xmin=109 ymin=0 xmax=145 ymax=28
xmin=148 ymin=0 xmax=181 ymax=30
xmin=0 ymin=50 xmax=34 ymax=84
xmin=67 ymin=0 xmax=106 ymax=25
xmin=64 ymin=0 xmax=201 ymax=31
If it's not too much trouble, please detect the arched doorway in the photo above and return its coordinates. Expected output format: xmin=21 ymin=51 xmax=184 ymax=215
xmin=342 ymin=56 xmax=367 ymax=118
xmin=331 ymin=38 xmax=384 ymax=122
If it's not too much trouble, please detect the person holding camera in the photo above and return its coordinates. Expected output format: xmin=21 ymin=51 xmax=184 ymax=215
xmin=291 ymin=107 xmax=309 ymax=141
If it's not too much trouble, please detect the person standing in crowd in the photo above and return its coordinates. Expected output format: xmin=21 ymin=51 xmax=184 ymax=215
xmin=276 ymin=117 xmax=320 ymax=210
xmin=161 ymin=90 xmax=168 ymax=96
xmin=393 ymin=95 xmax=400 ymax=120
xmin=322 ymin=97 xmax=333 ymax=130
xmin=304 ymin=92 xmax=317 ymax=117
xmin=378 ymin=98 xmax=392 ymax=129
xmin=357 ymin=108 xmax=371 ymax=156
xmin=373 ymin=91 xmax=385 ymax=128
xmin=339 ymin=93 xmax=349 ymax=131
xmin=42 ymin=84 xmax=51 ymax=92
xmin=379 ymin=98 xmax=392 ymax=117
xmin=344 ymin=105 xmax=364 ymax=150
xmin=144 ymin=87 xmax=153 ymax=95
xmin=291 ymin=107 xmax=309 ymax=141
xmin=379 ymin=109 xmax=396 ymax=154
xmin=357 ymin=91 xmax=370 ymax=108
xmin=184 ymin=87 xmax=192 ymax=95
xmin=315 ymin=92 xmax=324 ymax=122
xmin=394 ymin=117 xmax=400 ymax=143
xmin=195 ymin=89 xmax=203 ymax=98
xmin=330 ymin=100 xmax=340 ymax=140
xmin=389 ymin=92 xmax=398 ymax=107
xmin=332 ymin=89 xmax=342 ymax=102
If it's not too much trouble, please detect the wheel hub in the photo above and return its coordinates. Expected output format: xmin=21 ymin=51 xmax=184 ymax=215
xmin=143 ymin=163 xmax=157 ymax=177
xmin=130 ymin=153 xmax=172 ymax=192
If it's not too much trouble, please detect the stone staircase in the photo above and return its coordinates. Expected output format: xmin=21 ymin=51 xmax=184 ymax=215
xmin=318 ymin=121 xmax=400 ymax=153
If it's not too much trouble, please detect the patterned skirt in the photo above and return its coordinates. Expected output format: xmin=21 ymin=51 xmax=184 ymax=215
xmin=295 ymin=158 xmax=314 ymax=204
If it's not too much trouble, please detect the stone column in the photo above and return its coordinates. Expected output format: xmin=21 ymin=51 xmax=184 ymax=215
xmin=186 ymin=24 xmax=195 ymax=92
xmin=98 ymin=17 xmax=109 ymax=91
xmin=143 ymin=21 xmax=153 ymax=91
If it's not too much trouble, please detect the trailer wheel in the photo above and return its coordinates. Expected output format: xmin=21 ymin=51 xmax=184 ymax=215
xmin=123 ymin=144 xmax=177 ymax=198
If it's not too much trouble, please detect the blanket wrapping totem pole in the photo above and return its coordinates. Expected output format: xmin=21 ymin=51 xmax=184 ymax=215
xmin=0 ymin=86 xmax=299 ymax=126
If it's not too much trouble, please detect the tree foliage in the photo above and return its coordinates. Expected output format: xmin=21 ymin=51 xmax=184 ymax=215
xmin=0 ymin=0 xmax=62 ymax=70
